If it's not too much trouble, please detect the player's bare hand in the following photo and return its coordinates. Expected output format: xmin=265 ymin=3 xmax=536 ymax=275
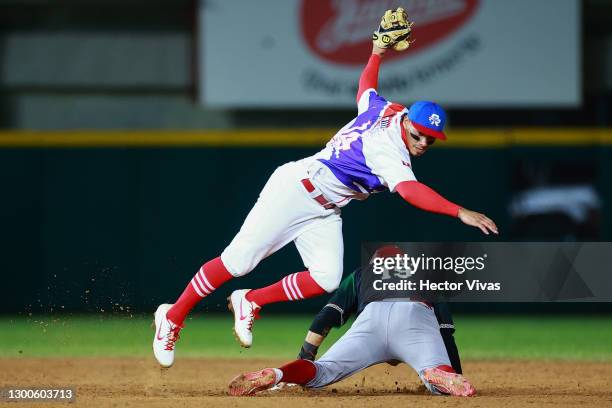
xmin=458 ymin=208 xmax=498 ymax=235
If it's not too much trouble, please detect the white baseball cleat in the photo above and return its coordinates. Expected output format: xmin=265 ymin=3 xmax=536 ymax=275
xmin=228 ymin=368 xmax=279 ymax=396
xmin=422 ymin=367 xmax=476 ymax=397
xmin=152 ymin=304 xmax=182 ymax=368
xmin=228 ymin=289 xmax=259 ymax=348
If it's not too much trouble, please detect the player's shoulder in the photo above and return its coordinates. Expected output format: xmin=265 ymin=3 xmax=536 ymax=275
xmin=376 ymin=103 xmax=407 ymax=133
xmin=386 ymin=102 xmax=408 ymax=115
xmin=367 ymin=88 xmax=404 ymax=107
xmin=364 ymin=89 xmax=388 ymax=107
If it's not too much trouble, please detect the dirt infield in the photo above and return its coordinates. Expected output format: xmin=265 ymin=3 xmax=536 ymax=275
xmin=1 ymin=358 xmax=611 ymax=407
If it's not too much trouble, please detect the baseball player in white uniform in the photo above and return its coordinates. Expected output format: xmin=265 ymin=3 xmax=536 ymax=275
xmin=153 ymin=8 xmax=498 ymax=368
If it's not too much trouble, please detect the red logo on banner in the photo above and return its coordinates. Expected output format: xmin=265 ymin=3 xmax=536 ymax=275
xmin=300 ymin=0 xmax=480 ymax=65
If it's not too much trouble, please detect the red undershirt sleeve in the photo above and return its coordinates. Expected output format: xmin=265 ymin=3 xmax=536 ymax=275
xmin=396 ymin=180 xmax=461 ymax=218
xmin=356 ymin=54 xmax=381 ymax=103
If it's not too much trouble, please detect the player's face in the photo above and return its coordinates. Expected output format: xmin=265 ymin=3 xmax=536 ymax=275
xmin=405 ymin=120 xmax=436 ymax=157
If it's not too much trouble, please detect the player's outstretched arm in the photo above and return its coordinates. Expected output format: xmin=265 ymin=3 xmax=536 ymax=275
xmin=434 ymin=303 xmax=463 ymax=374
xmin=297 ymin=273 xmax=358 ymax=360
xmin=356 ymin=47 xmax=384 ymax=103
xmin=298 ymin=331 xmax=325 ymax=360
xmin=298 ymin=302 xmax=356 ymax=360
xmin=356 ymin=7 xmax=413 ymax=103
xmin=297 ymin=316 xmax=334 ymax=360
xmin=457 ymin=207 xmax=498 ymax=235
xmin=396 ymin=181 xmax=498 ymax=235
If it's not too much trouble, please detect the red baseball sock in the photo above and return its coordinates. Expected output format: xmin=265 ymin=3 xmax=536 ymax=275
xmin=166 ymin=257 xmax=233 ymax=326
xmin=245 ymin=271 xmax=326 ymax=308
xmin=278 ymin=359 xmax=317 ymax=385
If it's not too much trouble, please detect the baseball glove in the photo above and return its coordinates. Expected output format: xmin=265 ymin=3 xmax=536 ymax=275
xmin=372 ymin=7 xmax=414 ymax=51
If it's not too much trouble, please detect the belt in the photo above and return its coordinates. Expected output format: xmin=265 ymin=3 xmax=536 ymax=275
xmin=301 ymin=178 xmax=337 ymax=210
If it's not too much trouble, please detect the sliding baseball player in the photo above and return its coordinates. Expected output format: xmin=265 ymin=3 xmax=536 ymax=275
xmin=228 ymin=245 xmax=474 ymax=397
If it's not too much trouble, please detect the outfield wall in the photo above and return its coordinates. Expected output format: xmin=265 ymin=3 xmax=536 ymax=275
xmin=2 ymin=129 xmax=611 ymax=313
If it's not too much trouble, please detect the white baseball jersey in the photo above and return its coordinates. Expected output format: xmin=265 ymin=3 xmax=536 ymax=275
xmin=222 ymin=89 xmax=418 ymax=292
xmin=307 ymin=88 xmax=417 ymax=207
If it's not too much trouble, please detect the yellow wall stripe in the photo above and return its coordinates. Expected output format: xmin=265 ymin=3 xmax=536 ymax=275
xmin=0 ymin=128 xmax=611 ymax=148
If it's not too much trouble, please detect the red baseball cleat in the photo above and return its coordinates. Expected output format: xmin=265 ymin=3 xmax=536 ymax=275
xmin=228 ymin=368 xmax=279 ymax=396
xmin=422 ymin=367 xmax=476 ymax=397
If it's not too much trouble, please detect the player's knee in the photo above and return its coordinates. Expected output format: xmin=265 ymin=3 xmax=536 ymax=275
xmin=221 ymin=244 xmax=263 ymax=277
xmin=220 ymin=254 xmax=249 ymax=277
xmin=309 ymin=267 xmax=342 ymax=293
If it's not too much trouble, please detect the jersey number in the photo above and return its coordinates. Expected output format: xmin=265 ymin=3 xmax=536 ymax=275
xmin=330 ymin=121 xmax=370 ymax=158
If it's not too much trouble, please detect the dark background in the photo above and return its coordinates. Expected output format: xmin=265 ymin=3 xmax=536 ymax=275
xmin=1 ymin=0 xmax=611 ymax=314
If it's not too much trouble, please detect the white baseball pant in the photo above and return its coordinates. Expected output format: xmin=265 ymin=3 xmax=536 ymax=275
xmin=220 ymin=159 xmax=343 ymax=292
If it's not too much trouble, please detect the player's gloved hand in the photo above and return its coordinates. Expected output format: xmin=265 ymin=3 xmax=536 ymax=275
xmin=298 ymin=341 xmax=319 ymax=361
xmin=372 ymin=7 xmax=414 ymax=51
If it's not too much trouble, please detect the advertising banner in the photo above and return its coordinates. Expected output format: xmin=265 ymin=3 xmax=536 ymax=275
xmin=199 ymin=0 xmax=580 ymax=108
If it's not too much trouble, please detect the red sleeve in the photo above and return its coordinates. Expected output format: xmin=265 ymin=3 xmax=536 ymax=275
xmin=396 ymin=181 xmax=461 ymax=218
xmin=356 ymin=54 xmax=381 ymax=103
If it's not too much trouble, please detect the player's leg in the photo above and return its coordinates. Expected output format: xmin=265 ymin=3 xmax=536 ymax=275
xmin=165 ymin=164 xmax=296 ymax=321
xmin=154 ymin=162 xmax=321 ymax=364
xmin=306 ymin=302 xmax=390 ymax=388
xmin=153 ymin=254 xmax=236 ymax=367
xmin=244 ymin=217 xmax=344 ymax=306
xmin=228 ymin=302 xmax=389 ymax=396
xmin=230 ymin=215 xmax=343 ymax=347
xmin=387 ymin=302 xmax=476 ymax=397
xmin=227 ymin=360 xmax=314 ymax=396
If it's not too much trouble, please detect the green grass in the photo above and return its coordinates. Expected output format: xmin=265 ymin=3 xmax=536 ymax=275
xmin=1 ymin=314 xmax=611 ymax=361
xmin=455 ymin=315 xmax=612 ymax=361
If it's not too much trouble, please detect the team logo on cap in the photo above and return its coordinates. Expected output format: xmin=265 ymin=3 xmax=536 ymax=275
xmin=429 ymin=113 xmax=441 ymax=127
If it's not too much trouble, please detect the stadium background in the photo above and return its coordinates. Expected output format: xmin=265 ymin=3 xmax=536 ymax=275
xmin=0 ymin=1 xmax=611 ymax=406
